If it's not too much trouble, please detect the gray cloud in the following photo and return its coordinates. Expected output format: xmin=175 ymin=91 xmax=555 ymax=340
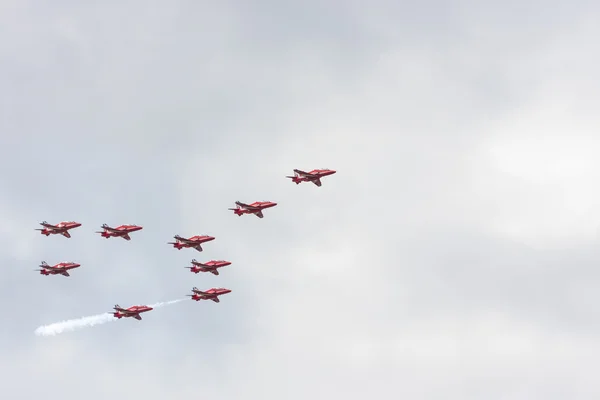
xmin=2 ymin=0 xmax=600 ymax=398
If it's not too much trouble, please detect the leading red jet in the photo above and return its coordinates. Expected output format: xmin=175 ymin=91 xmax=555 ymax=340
xmin=96 ymin=223 xmax=143 ymax=241
xmin=228 ymin=201 xmax=277 ymax=218
xmin=168 ymin=234 xmax=215 ymax=252
xmin=286 ymin=168 xmax=336 ymax=187
xmin=112 ymin=304 xmax=153 ymax=321
xmin=35 ymin=221 xmax=81 ymax=238
xmin=35 ymin=261 xmax=81 ymax=277
xmin=186 ymin=259 xmax=231 ymax=275
xmin=187 ymin=287 xmax=232 ymax=302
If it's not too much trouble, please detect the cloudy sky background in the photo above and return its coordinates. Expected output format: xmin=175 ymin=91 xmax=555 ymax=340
xmin=1 ymin=0 xmax=600 ymax=398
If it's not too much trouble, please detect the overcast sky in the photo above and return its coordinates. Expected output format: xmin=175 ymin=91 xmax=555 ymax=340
xmin=1 ymin=1 xmax=600 ymax=398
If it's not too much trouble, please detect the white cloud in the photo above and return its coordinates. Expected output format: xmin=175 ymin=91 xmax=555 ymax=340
xmin=2 ymin=1 xmax=600 ymax=399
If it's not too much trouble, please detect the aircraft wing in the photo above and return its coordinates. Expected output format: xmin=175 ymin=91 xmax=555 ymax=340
xmin=255 ymin=210 xmax=264 ymax=218
xmin=121 ymin=233 xmax=131 ymax=241
xmin=312 ymin=178 xmax=322 ymax=187
xmin=236 ymin=201 xmax=257 ymax=210
xmin=192 ymin=261 xmax=212 ymax=268
xmin=133 ymin=314 xmax=142 ymax=320
xmin=294 ymin=169 xmax=315 ymax=178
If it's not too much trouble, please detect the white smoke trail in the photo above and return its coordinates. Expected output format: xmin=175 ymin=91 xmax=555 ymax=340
xmin=34 ymin=298 xmax=187 ymax=337
xmin=149 ymin=298 xmax=186 ymax=308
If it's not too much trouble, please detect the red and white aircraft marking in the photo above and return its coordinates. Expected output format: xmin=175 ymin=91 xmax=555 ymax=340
xmin=112 ymin=304 xmax=153 ymax=320
xmin=186 ymin=259 xmax=232 ymax=275
xmin=35 ymin=221 xmax=82 ymax=238
xmin=228 ymin=201 xmax=277 ymax=218
xmin=286 ymin=168 xmax=336 ymax=187
xmin=96 ymin=224 xmax=143 ymax=241
xmin=36 ymin=261 xmax=81 ymax=277
xmin=168 ymin=235 xmax=215 ymax=252
xmin=187 ymin=287 xmax=232 ymax=302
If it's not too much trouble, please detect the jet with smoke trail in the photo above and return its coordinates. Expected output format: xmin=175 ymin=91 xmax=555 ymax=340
xmin=34 ymin=298 xmax=186 ymax=336
xmin=112 ymin=304 xmax=154 ymax=320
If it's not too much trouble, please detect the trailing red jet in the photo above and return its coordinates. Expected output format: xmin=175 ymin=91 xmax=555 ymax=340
xmin=35 ymin=221 xmax=81 ymax=238
xmin=112 ymin=304 xmax=153 ymax=320
xmin=228 ymin=201 xmax=277 ymax=218
xmin=187 ymin=287 xmax=231 ymax=302
xmin=286 ymin=168 xmax=336 ymax=187
xmin=96 ymin=223 xmax=143 ymax=241
xmin=186 ymin=259 xmax=231 ymax=275
xmin=168 ymin=234 xmax=215 ymax=252
xmin=35 ymin=261 xmax=81 ymax=277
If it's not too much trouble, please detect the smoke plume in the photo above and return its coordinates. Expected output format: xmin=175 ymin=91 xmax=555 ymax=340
xmin=34 ymin=298 xmax=187 ymax=336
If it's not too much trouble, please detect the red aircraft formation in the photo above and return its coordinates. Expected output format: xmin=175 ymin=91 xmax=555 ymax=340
xmin=35 ymin=167 xmax=335 ymax=323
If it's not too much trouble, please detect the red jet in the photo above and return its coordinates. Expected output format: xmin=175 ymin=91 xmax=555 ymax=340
xmin=112 ymin=304 xmax=153 ymax=321
xmin=228 ymin=201 xmax=277 ymax=218
xmin=35 ymin=221 xmax=81 ymax=238
xmin=96 ymin=223 xmax=143 ymax=241
xmin=186 ymin=259 xmax=231 ymax=275
xmin=187 ymin=287 xmax=232 ymax=303
xmin=286 ymin=168 xmax=336 ymax=187
xmin=168 ymin=234 xmax=215 ymax=252
xmin=35 ymin=261 xmax=81 ymax=277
